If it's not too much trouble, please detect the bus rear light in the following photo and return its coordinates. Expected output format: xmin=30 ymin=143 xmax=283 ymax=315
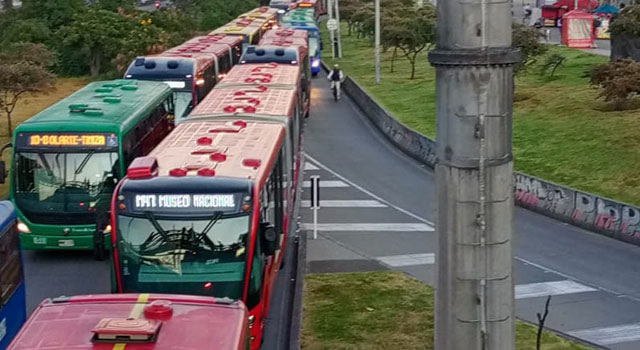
xmin=169 ymin=168 xmax=187 ymax=177
xmin=17 ymin=221 xmax=30 ymax=234
xmin=243 ymin=204 xmax=250 ymax=212
xmin=119 ymin=203 xmax=126 ymax=211
xmin=210 ymin=153 xmax=227 ymax=162
xmin=197 ymin=168 xmax=216 ymax=177
xmin=127 ymin=157 xmax=158 ymax=179
xmin=196 ymin=78 xmax=205 ymax=86
xmin=243 ymin=159 xmax=261 ymax=168
xmin=203 ymin=282 xmax=213 ymax=290
xmin=248 ymin=315 xmax=255 ymax=328
xmin=103 ymin=225 xmax=112 ymax=234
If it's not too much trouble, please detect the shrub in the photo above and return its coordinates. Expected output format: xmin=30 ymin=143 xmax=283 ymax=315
xmin=590 ymin=59 xmax=640 ymax=107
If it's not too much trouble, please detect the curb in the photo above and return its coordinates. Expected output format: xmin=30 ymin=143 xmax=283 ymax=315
xmin=321 ymin=61 xmax=640 ymax=248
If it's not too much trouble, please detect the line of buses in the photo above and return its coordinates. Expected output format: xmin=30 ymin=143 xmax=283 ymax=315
xmin=3 ymin=2 xmax=324 ymax=349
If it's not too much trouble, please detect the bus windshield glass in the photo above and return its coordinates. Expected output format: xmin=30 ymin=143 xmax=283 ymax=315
xmin=173 ymin=91 xmax=193 ymax=120
xmin=309 ymin=37 xmax=319 ymax=57
xmin=116 ymin=213 xmax=250 ymax=299
xmin=14 ymin=151 xmax=119 ymax=224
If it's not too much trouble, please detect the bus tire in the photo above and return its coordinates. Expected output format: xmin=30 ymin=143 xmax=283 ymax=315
xmin=93 ymin=229 xmax=106 ymax=261
xmin=312 ymin=72 xmax=318 ymax=77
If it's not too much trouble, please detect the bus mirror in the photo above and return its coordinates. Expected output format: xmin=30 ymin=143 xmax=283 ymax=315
xmin=0 ymin=161 xmax=7 ymax=184
xmin=261 ymin=223 xmax=278 ymax=256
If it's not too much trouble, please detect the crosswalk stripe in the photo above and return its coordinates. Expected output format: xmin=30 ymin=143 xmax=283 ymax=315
xmin=567 ymin=323 xmax=640 ymax=346
xmin=301 ymin=200 xmax=386 ymax=208
xmin=300 ymin=223 xmax=434 ymax=232
xmin=378 ymin=253 xmax=435 ymax=267
xmin=304 ymin=162 xmax=319 ymax=170
xmin=302 ymin=180 xmax=349 ymax=188
xmin=515 ymin=280 xmax=597 ymax=300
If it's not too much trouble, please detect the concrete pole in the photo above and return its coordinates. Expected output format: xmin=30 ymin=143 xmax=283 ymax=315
xmin=335 ymin=0 xmax=343 ymax=58
xmin=375 ymin=0 xmax=381 ymax=84
xmin=428 ymin=0 xmax=519 ymax=347
xmin=328 ymin=0 xmax=336 ymax=59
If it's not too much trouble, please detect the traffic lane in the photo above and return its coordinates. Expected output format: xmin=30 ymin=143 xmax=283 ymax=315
xmin=22 ymin=250 xmax=110 ymax=314
xmin=516 ymin=208 xmax=640 ymax=299
xmin=307 ymin=74 xmax=435 ymax=222
xmin=311 ymin=70 xmax=640 ymax=304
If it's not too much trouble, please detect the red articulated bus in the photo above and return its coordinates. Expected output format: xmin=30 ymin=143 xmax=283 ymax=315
xmin=163 ymin=40 xmax=237 ymax=86
xmin=188 ymin=85 xmax=301 ymax=230
xmin=8 ymin=293 xmax=249 ymax=350
xmin=110 ymin=121 xmax=288 ymax=348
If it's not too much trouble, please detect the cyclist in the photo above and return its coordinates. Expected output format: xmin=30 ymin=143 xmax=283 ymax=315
xmin=327 ymin=64 xmax=345 ymax=101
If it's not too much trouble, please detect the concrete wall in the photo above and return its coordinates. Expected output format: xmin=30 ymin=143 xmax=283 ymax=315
xmin=327 ymin=63 xmax=640 ymax=247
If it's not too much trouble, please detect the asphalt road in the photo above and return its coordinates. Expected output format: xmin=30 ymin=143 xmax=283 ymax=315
xmin=302 ymin=70 xmax=640 ymax=349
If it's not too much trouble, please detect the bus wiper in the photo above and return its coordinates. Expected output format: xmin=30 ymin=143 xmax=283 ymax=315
xmin=74 ymin=151 xmax=94 ymax=175
xmin=144 ymin=211 xmax=170 ymax=241
xmin=36 ymin=152 xmax=53 ymax=176
xmin=195 ymin=211 xmax=224 ymax=249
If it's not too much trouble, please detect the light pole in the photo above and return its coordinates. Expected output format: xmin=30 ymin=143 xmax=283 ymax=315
xmin=375 ymin=0 xmax=380 ymax=84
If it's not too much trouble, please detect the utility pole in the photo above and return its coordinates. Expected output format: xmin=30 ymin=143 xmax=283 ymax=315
xmin=335 ymin=0 xmax=343 ymax=58
xmin=328 ymin=0 xmax=336 ymax=59
xmin=375 ymin=0 xmax=380 ymax=84
xmin=428 ymin=0 xmax=519 ymax=347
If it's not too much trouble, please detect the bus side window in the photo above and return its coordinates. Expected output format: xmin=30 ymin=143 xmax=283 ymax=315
xmin=0 ymin=223 xmax=21 ymax=305
xmin=245 ymin=231 xmax=263 ymax=309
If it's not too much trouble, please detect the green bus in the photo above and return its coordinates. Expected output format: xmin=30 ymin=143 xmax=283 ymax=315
xmin=0 ymin=79 xmax=174 ymax=259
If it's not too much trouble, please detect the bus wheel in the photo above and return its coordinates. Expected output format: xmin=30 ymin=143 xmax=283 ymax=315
xmin=312 ymin=72 xmax=318 ymax=77
xmin=93 ymin=229 xmax=106 ymax=261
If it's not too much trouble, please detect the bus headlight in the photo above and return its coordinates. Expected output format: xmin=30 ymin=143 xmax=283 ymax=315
xmin=312 ymin=60 xmax=320 ymax=68
xmin=103 ymin=225 xmax=112 ymax=234
xmin=17 ymin=221 xmax=30 ymax=234
xmin=248 ymin=315 xmax=255 ymax=328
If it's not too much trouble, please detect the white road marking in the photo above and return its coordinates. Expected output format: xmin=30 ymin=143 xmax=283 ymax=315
xmin=304 ymin=162 xmax=319 ymax=170
xmin=515 ymin=280 xmax=597 ymax=300
xmin=302 ymin=180 xmax=349 ymax=188
xmin=567 ymin=323 xmax=640 ymax=346
xmin=301 ymin=200 xmax=386 ymax=208
xmin=305 ymin=154 xmax=433 ymax=225
xmin=378 ymin=253 xmax=435 ymax=267
xmin=300 ymin=223 xmax=434 ymax=231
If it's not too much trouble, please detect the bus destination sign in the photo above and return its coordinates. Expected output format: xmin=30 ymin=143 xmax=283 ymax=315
xmin=16 ymin=133 xmax=118 ymax=149
xmin=132 ymin=194 xmax=240 ymax=213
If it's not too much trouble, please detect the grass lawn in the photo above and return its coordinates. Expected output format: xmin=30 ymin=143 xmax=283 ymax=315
xmin=302 ymin=271 xmax=590 ymax=350
xmin=0 ymin=77 xmax=89 ymax=198
xmin=321 ymin=24 xmax=640 ymax=207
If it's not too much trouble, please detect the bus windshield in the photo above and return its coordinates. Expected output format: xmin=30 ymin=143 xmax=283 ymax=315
xmin=309 ymin=37 xmax=319 ymax=57
xmin=14 ymin=151 xmax=119 ymax=225
xmin=116 ymin=213 xmax=251 ymax=299
xmin=173 ymin=91 xmax=193 ymax=121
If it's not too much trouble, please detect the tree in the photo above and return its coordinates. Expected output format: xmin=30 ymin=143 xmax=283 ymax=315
xmin=590 ymin=58 xmax=640 ymax=108
xmin=512 ymin=23 xmax=547 ymax=72
xmin=382 ymin=4 xmax=436 ymax=79
xmin=20 ymin=0 xmax=87 ymax=30
xmin=0 ymin=19 xmax=52 ymax=46
xmin=58 ymin=8 xmax=163 ymax=76
xmin=0 ymin=43 xmax=56 ymax=136
xmin=340 ymin=0 xmax=361 ymax=36
xmin=95 ymin=0 xmax=136 ymax=12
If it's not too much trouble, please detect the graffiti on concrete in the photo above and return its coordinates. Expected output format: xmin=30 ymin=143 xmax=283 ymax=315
xmin=515 ymin=173 xmax=640 ymax=244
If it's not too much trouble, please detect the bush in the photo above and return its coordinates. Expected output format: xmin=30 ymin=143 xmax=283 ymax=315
xmin=590 ymin=59 xmax=640 ymax=107
xmin=610 ymin=5 xmax=640 ymax=36
xmin=512 ymin=23 xmax=547 ymax=72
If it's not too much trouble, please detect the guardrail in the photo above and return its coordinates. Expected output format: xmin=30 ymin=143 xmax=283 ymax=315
xmin=322 ymin=63 xmax=640 ymax=247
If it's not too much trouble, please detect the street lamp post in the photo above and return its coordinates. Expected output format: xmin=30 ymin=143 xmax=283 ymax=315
xmin=375 ymin=0 xmax=380 ymax=84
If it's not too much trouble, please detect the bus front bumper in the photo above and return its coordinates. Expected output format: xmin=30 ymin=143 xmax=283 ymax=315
xmin=20 ymin=232 xmax=112 ymax=250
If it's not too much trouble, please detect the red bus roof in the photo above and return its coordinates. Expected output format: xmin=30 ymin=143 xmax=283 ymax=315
xmin=190 ymin=86 xmax=297 ymax=118
xmin=8 ymin=294 xmax=248 ymax=350
xmin=164 ymin=40 xmax=231 ymax=58
xmin=216 ymin=63 xmax=300 ymax=88
xmin=239 ymin=7 xmax=279 ymax=19
xmin=259 ymin=36 xmax=309 ymax=51
xmin=188 ymin=34 xmax=243 ymax=47
xmin=145 ymin=121 xmax=285 ymax=181
xmin=261 ymin=28 xmax=309 ymax=41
